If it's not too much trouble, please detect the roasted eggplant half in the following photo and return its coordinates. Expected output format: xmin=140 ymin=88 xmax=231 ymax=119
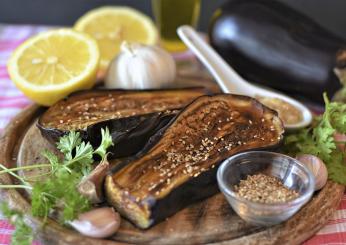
xmin=209 ymin=0 xmax=346 ymax=103
xmin=87 ymin=110 xmax=178 ymax=158
xmin=37 ymin=88 xmax=208 ymax=143
xmin=105 ymin=94 xmax=284 ymax=229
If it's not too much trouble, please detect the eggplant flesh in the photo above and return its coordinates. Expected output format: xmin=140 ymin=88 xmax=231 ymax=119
xmin=37 ymin=88 xmax=208 ymax=157
xmin=105 ymin=94 xmax=284 ymax=229
xmin=209 ymin=0 xmax=346 ymax=103
xmin=38 ymin=88 xmax=208 ymax=133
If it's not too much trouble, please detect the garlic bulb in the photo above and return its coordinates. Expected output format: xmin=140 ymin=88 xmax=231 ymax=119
xmin=105 ymin=42 xmax=176 ymax=89
xmin=69 ymin=207 xmax=121 ymax=238
xmin=296 ymin=154 xmax=328 ymax=191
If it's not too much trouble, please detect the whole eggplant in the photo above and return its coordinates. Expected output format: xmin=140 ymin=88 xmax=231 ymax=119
xmin=209 ymin=0 xmax=346 ymax=103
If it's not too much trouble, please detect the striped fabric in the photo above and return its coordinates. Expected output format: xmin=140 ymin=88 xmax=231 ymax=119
xmin=0 ymin=24 xmax=345 ymax=245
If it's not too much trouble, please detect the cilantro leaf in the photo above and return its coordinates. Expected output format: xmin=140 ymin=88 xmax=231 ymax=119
xmin=327 ymin=151 xmax=346 ymax=185
xmin=94 ymin=127 xmax=113 ymax=160
xmin=283 ymin=93 xmax=346 ymax=184
xmin=31 ymin=171 xmax=90 ymax=222
xmin=41 ymin=149 xmax=59 ymax=173
xmin=31 ymin=180 xmax=56 ymax=220
xmin=312 ymin=121 xmax=335 ymax=161
xmin=67 ymin=141 xmax=94 ymax=174
xmin=327 ymin=98 xmax=346 ymax=134
xmin=57 ymin=131 xmax=82 ymax=161
xmin=59 ymin=172 xmax=90 ymax=221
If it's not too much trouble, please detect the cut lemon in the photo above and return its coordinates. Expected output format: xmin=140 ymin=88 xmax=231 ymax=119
xmin=7 ymin=29 xmax=100 ymax=106
xmin=74 ymin=6 xmax=158 ymax=70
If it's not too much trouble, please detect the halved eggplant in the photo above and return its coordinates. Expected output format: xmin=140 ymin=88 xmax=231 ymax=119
xmin=37 ymin=88 xmax=209 ymax=143
xmin=105 ymin=94 xmax=284 ymax=229
xmin=87 ymin=110 xmax=178 ymax=158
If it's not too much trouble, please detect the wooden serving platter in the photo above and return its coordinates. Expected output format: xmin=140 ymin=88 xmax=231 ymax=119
xmin=0 ymin=68 xmax=344 ymax=244
xmin=0 ymin=103 xmax=344 ymax=245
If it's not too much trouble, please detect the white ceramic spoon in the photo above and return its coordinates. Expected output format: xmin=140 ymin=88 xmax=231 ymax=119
xmin=177 ymin=25 xmax=312 ymax=130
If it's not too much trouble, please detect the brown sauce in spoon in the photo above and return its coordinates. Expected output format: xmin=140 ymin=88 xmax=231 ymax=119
xmin=256 ymin=96 xmax=303 ymax=125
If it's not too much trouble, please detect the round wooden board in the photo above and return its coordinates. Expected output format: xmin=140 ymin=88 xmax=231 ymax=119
xmin=0 ymin=105 xmax=344 ymax=245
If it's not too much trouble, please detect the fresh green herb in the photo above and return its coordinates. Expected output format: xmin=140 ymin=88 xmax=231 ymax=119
xmin=33 ymin=127 xmax=112 ymax=222
xmin=94 ymin=128 xmax=113 ymax=159
xmin=0 ymin=127 xmax=113 ymax=238
xmin=31 ymin=171 xmax=90 ymax=222
xmin=283 ymin=93 xmax=346 ymax=184
xmin=0 ymin=203 xmax=33 ymax=245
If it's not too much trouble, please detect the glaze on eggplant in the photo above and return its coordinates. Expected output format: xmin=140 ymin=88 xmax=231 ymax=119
xmin=209 ymin=0 xmax=346 ymax=103
xmin=37 ymin=88 xmax=209 ymax=155
xmin=105 ymin=94 xmax=284 ymax=229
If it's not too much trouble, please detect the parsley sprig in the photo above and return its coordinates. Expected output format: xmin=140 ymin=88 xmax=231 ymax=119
xmin=0 ymin=127 xmax=113 ymax=244
xmin=283 ymin=93 xmax=346 ymax=184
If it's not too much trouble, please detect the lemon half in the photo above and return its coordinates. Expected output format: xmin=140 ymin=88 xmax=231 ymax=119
xmin=74 ymin=6 xmax=158 ymax=70
xmin=7 ymin=29 xmax=100 ymax=106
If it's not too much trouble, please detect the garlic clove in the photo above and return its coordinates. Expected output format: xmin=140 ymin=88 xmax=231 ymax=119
xmin=69 ymin=207 xmax=121 ymax=238
xmin=296 ymin=154 xmax=328 ymax=191
xmin=333 ymin=132 xmax=346 ymax=151
xmin=77 ymin=158 xmax=109 ymax=203
xmin=78 ymin=180 xmax=102 ymax=204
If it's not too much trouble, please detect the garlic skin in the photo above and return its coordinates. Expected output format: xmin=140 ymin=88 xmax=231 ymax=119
xmin=296 ymin=154 xmax=328 ymax=191
xmin=105 ymin=42 xmax=176 ymax=89
xmin=69 ymin=207 xmax=121 ymax=238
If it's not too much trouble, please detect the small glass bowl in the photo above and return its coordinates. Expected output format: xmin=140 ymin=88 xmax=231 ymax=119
xmin=217 ymin=151 xmax=315 ymax=226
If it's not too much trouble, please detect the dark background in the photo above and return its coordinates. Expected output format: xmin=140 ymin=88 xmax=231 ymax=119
xmin=0 ymin=0 xmax=346 ymax=39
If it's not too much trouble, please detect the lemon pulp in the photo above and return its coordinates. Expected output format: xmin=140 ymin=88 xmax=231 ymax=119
xmin=7 ymin=29 xmax=100 ymax=106
xmin=74 ymin=7 xmax=158 ymax=70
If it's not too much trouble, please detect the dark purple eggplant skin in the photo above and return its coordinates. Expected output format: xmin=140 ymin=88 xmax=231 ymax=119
xmin=38 ymin=111 xmax=178 ymax=159
xmin=87 ymin=111 xmax=177 ymax=159
xmin=209 ymin=0 xmax=346 ymax=103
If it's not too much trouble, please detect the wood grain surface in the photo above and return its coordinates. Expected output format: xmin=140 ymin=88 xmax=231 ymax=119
xmin=0 ymin=102 xmax=344 ymax=245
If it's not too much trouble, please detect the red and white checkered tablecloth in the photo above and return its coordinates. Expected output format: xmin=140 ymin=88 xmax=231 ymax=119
xmin=0 ymin=24 xmax=345 ymax=245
